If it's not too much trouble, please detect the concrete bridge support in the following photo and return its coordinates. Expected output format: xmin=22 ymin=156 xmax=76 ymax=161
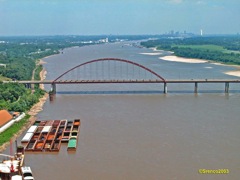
xmin=51 ymin=83 xmax=56 ymax=94
xmin=194 ymin=82 xmax=198 ymax=93
xmin=25 ymin=83 xmax=31 ymax=89
xmin=225 ymin=82 xmax=229 ymax=93
xmin=164 ymin=83 xmax=167 ymax=94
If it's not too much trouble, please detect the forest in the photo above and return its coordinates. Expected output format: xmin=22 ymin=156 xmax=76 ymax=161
xmin=141 ymin=35 xmax=240 ymax=65
xmin=0 ymin=83 xmax=44 ymax=112
xmin=0 ymin=36 xmax=97 ymax=111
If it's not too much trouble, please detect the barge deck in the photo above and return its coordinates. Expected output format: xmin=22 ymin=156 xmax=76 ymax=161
xmin=22 ymin=119 xmax=81 ymax=152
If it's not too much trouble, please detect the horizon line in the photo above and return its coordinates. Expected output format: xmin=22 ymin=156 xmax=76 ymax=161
xmin=0 ymin=33 xmax=239 ymax=38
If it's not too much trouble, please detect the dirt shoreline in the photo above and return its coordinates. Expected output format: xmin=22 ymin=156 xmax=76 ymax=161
xmin=0 ymin=60 xmax=48 ymax=153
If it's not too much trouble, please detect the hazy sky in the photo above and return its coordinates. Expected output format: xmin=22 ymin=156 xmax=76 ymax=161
xmin=0 ymin=0 xmax=239 ymax=36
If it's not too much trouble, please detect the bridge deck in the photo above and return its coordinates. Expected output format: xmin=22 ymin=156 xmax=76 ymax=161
xmin=7 ymin=79 xmax=240 ymax=84
xmin=4 ymin=79 xmax=239 ymax=94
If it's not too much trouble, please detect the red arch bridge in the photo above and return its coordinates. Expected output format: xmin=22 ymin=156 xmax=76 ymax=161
xmin=7 ymin=58 xmax=240 ymax=94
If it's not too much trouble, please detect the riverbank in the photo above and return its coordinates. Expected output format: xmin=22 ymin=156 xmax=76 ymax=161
xmin=0 ymin=60 xmax=48 ymax=153
xmin=161 ymin=56 xmax=240 ymax=77
xmin=149 ymin=48 xmax=240 ymax=78
xmin=38 ymin=59 xmax=47 ymax=89
xmin=225 ymin=66 xmax=240 ymax=77
xmin=160 ymin=55 xmax=240 ymax=77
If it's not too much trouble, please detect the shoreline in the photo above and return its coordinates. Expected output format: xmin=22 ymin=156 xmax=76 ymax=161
xmin=38 ymin=59 xmax=47 ymax=89
xmin=160 ymin=55 xmax=208 ymax=64
xmin=150 ymin=48 xmax=240 ymax=78
xmin=0 ymin=60 xmax=48 ymax=153
xmin=225 ymin=66 xmax=240 ymax=77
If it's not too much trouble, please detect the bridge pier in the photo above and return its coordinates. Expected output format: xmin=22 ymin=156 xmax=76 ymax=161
xmin=25 ymin=83 xmax=31 ymax=89
xmin=50 ymin=83 xmax=56 ymax=94
xmin=225 ymin=82 xmax=229 ymax=93
xmin=164 ymin=82 xmax=167 ymax=94
xmin=194 ymin=82 xmax=198 ymax=93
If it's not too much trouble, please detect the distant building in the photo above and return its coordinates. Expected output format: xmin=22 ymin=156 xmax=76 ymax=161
xmin=0 ymin=110 xmax=13 ymax=128
xmin=0 ymin=110 xmax=25 ymax=133
xmin=98 ymin=38 xmax=109 ymax=43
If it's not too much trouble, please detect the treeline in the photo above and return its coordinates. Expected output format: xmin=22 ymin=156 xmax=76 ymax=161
xmin=0 ymin=37 xmax=60 ymax=111
xmin=171 ymin=47 xmax=240 ymax=64
xmin=0 ymin=83 xmax=44 ymax=112
xmin=0 ymin=41 xmax=57 ymax=80
xmin=0 ymin=36 xmax=98 ymax=111
xmin=0 ymin=36 xmax=115 ymax=81
xmin=141 ymin=36 xmax=240 ymax=65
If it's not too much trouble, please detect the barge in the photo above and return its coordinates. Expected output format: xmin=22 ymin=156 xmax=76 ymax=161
xmin=67 ymin=137 xmax=77 ymax=151
xmin=22 ymin=119 xmax=81 ymax=152
xmin=51 ymin=140 xmax=61 ymax=152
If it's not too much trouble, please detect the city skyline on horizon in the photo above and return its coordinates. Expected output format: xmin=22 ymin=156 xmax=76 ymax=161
xmin=0 ymin=0 xmax=239 ymax=36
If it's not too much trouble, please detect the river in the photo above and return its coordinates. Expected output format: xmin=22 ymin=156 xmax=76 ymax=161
xmin=9 ymin=42 xmax=240 ymax=179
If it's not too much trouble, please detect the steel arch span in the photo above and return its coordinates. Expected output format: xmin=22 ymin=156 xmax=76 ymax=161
xmin=53 ymin=58 xmax=166 ymax=83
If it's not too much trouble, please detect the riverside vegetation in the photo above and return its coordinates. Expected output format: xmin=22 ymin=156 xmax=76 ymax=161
xmin=141 ymin=35 xmax=240 ymax=65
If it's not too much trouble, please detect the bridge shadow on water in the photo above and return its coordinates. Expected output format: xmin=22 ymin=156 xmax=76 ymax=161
xmin=56 ymin=90 xmax=240 ymax=95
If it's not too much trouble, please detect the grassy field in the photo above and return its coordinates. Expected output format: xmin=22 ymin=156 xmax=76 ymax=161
xmin=0 ymin=114 xmax=30 ymax=147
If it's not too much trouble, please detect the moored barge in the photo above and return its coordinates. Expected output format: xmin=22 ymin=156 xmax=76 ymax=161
xmin=67 ymin=137 xmax=77 ymax=151
xmin=22 ymin=119 xmax=81 ymax=152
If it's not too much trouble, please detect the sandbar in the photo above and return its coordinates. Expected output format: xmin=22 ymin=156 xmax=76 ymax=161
xmin=160 ymin=55 xmax=208 ymax=63
xmin=140 ymin=52 xmax=163 ymax=56
xmin=225 ymin=71 xmax=240 ymax=77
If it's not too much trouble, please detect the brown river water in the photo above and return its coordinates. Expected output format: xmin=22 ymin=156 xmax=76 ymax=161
xmin=4 ymin=42 xmax=240 ymax=179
